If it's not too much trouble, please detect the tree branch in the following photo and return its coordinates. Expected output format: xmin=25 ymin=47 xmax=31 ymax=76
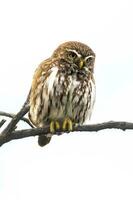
xmin=0 ymin=120 xmax=133 ymax=147
xmin=0 ymin=90 xmax=133 ymax=147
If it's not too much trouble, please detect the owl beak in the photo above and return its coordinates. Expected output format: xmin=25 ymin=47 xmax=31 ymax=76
xmin=79 ymin=59 xmax=84 ymax=69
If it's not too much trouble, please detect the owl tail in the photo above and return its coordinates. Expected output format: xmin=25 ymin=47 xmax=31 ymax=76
xmin=38 ymin=135 xmax=51 ymax=147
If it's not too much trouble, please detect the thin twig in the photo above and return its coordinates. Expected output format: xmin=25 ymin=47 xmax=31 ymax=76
xmin=1 ymin=92 xmax=30 ymax=136
xmin=1 ymin=104 xmax=30 ymax=135
xmin=0 ymin=119 xmax=6 ymax=128
xmin=0 ymin=111 xmax=34 ymax=128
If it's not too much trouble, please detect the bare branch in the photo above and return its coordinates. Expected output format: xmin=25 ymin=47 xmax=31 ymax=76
xmin=0 ymin=90 xmax=133 ymax=147
xmin=0 ymin=111 xmax=34 ymax=128
xmin=0 ymin=121 xmax=133 ymax=147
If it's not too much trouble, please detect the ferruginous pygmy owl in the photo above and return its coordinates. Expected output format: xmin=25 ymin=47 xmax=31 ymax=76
xmin=29 ymin=41 xmax=96 ymax=146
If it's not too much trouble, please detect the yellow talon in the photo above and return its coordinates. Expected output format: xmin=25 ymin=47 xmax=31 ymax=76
xmin=62 ymin=118 xmax=73 ymax=131
xmin=55 ymin=121 xmax=60 ymax=130
xmin=50 ymin=121 xmax=55 ymax=133
xmin=50 ymin=121 xmax=60 ymax=133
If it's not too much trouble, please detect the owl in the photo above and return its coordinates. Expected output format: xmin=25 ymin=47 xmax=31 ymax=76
xmin=29 ymin=41 xmax=96 ymax=146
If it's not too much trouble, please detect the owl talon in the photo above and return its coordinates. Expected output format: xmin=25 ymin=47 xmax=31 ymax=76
xmin=62 ymin=118 xmax=73 ymax=131
xmin=50 ymin=121 xmax=60 ymax=133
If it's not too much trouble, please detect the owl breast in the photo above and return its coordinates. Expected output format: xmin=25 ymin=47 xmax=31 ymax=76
xmin=29 ymin=66 xmax=95 ymax=127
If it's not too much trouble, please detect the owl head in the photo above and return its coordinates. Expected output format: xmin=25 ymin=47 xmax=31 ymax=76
xmin=52 ymin=41 xmax=95 ymax=74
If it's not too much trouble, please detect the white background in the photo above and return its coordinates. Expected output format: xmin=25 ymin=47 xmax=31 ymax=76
xmin=0 ymin=0 xmax=133 ymax=199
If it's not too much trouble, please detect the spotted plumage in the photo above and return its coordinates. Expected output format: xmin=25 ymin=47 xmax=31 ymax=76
xmin=29 ymin=41 xmax=96 ymax=146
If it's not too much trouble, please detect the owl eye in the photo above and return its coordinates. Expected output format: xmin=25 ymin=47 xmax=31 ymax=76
xmin=85 ymin=55 xmax=94 ymax=64
xmin=67 ymin=51 xmax=78 ymax=59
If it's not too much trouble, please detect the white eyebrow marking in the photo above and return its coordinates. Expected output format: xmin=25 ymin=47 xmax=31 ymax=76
xmin=67 ymin=49 xmax=81 ymax=57
xmin=85 ymin=55 xmax=95 ymax=61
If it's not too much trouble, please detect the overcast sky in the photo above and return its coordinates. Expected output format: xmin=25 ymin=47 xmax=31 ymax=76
xmin=0 ymin=0 xmax=133 ymax=199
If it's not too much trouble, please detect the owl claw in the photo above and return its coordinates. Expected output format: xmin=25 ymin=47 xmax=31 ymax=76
xmin=50 ymin=121 xmax=60 ymax=133
xmin=62 ymin=118 xmax=73 ymax=132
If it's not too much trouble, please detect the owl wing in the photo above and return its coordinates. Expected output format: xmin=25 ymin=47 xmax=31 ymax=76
xmin=88 ymin=78 xmax=96 ymax=120
xmin=29 ymin=60 xmax=59 ymax=127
